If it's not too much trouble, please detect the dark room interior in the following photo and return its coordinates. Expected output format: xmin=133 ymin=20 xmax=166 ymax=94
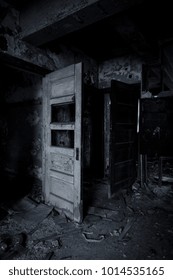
xmin=0 ymin=0 xmax=173 ymax=260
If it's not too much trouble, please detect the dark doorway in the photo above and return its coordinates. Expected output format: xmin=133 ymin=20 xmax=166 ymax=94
xmin=83 ymin=81 xmax=140 ymax=214
xmin=110 ymin=81 xmax=140 ymax=197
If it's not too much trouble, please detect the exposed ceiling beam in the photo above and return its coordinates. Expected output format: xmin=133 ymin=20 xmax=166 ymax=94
xmin=0 ymin=34 xmax=74 ymax=74
xmin=20 ymin=0 xmax=144 ymax=46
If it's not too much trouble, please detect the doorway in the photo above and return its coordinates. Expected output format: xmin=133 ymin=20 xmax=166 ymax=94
xmin=83 ymin=81 xmax=140 ymax=215
xmin=43 ymin=63 xmax=140 ymax=221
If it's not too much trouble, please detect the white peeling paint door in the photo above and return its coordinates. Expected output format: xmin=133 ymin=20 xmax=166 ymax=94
xmin=43 ymin=63 xmax=83 ymax=222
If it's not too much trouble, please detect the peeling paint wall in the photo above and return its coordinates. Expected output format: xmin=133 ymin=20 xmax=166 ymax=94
xmin=0 ymin=0 xmax=20 ymax=37
xmin=0 ymin=0 xmax=20 ymax=54
xmin=74 ymin=50 xmax=98 ymax=87
xmin=99 ymin=55 xmax=142 ymax=88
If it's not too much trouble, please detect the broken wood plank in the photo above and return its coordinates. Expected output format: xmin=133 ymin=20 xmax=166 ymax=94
xmin=33 ymin=233 xmax=61 ymax=245
xmin=60 ymin=256 xmax=72 ymax=260
xmin=154 ymin=175 xmax=173 ymax=183
xmin=13 ymin=203 xmax=53 ymax=234
xmin=118 ymin=216 xmax=137 ymax=241
xmin=87 ymin=206 xmax=119 ymax=219
xmin=11 ymin=197 xmax=37 ymax=213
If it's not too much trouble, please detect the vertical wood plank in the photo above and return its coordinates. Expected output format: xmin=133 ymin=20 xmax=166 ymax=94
xmin=42 ymin=76 xmax=50 ymax=202
xmin=74 ymin=62 xmax=83 ymax=222
xmin=104 ymin=93 xmax=111 ymax=178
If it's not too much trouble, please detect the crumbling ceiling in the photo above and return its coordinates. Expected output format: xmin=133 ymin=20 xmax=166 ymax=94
xmin=3 ymin=0 xmax=173 ymax=62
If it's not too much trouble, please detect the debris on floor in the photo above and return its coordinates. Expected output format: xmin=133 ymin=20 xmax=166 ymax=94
xmin=82 ymin=232 xmax=105 ymax=243
xmin=87 ymin=206 xmax=119 ymax=220
xmin=0 ymin=232 xmax=27 ymax=260
xmin=0 ymin=176 xmax=173 ymax=260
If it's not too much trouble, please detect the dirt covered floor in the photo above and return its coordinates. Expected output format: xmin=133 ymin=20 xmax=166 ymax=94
xmin=0 ymin=173 xmax=173 ymax=260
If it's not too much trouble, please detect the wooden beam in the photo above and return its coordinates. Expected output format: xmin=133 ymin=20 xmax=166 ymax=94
xmin=20 ymin=0 xmax=144 ymax=46
xmin=0 ymin=34 xmax=74 ymax=73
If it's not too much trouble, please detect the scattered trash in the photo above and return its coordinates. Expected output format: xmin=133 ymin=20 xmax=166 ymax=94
xmin=0 ymin=208 xmax=8 ymax=221
xmin=132 ymin=182 xmax=140 ymax=192
xmin=147 ymin=209 xmax=155 ymax=215
xmin=154 ymin=176 xmax=173 ymax=184
xmin=87 ymin=206 xmax=119 ymax=220
xmin=45 ymin=251 xmax=55 ymax=260
xmin=82 ymin=233 xmax=105 ymax=243
xmin=83 ymin=231 xmax=93 ymax=235
xmin=60 ymin=256 xmax=72 ymax=260
xmin=110 ymin=227 xmax=123 ymax=237
xmin=118 ymin=217 xmax=136 ymax=241
xmin=0 ymin=170 xmax=172 ymax=260
xmin=13 ymin=203 xmax=53 ymax=234
xmin=11 ymin=197 xmax=37 ymax=213
xmin=33 ymin=233 xmax=61 ymax=245
xmin=112 ymin=230 xmax=119 ymax=237
xmin=0 ymin=232 xmax=27 ymax=260
xmin=152 ymin=184 xmax=173 ymax=198
xmin=134 ymin=192 xmax=141 ymax=199
xmin=127 ymin=206 xmax=134 ymax=213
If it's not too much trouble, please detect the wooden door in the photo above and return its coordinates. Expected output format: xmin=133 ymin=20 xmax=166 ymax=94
xmin=43 ymin=63 xmax=83 ymax=222
xmin=110 ymin=81 xmax=139 ymax=197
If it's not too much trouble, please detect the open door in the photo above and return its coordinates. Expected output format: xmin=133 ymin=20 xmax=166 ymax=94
xmin=110 ymin=81 xmax=139 ymax=197
xmin=43 ymin=63 xmax=83 ymax=222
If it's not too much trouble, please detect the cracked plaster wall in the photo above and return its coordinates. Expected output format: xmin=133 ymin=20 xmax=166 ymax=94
xmin=99 ymin=55 xmax=142 ymax=88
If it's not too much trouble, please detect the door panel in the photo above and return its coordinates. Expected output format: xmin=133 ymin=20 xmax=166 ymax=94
xmin=110 ymin=81 xmax=139 ymax=196
xmin=49 ymin=193 xmax=74 ymax=214
xmin=50 ymin=177 xmax=73 ymax=202
xmin=51 ymin=76 xmax=75 ymax=98
xmin=50 ymin=170 xmax=74 ymax=183
xmin=43 ymin=63 xmax=83 ymax=222
xmin=50 ymin=152 xmax=74 ymax=175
